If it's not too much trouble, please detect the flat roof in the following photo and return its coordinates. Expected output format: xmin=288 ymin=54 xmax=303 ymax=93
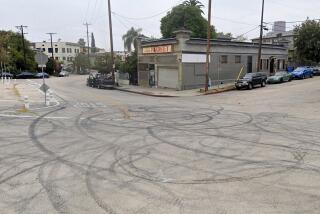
xmin=141 ymin=37 xmax=286 ymax=50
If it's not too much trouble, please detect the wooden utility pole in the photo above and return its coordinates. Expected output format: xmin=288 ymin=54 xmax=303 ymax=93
xmin=15 ymin=25 xmax=28 ymax=68
xmin=108 ymin=0 xmax=115 ymax=82
xmin=46 ymin=33 xmax=57 ymax=59
xmin=46 ymin=33 xmax=57 ymax=75
xmin=205 ymin=0 xmax=212 ymax=92
xmin=83 ymin=22 xmax=91 ymax=70
xmin=257 ymin=0 xmax=265 ymax=72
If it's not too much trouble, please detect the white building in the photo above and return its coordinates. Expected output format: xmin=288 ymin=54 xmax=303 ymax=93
xmin=33 ymin=41 xmax=81 ymax=66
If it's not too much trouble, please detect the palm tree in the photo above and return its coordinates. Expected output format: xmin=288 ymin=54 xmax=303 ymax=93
xmin=122 ymin=27 xmax=142 ymax=52
xmin=182 ymin=0 xmax=204 ymax=9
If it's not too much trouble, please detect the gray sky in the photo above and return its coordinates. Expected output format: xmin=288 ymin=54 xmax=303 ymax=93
xmin=1 ymin=0 xmax=320 ymax=51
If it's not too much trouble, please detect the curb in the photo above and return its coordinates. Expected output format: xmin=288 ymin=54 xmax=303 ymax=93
xmin=202 ymin=86 xmax=236 ymax=95
xmin=115 ymin=85 xmax=235 ymax=97
xmin=115 ymin=87 xmax=179 ymax=98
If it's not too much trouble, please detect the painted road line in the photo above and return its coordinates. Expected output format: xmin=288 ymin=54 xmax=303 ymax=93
xmin=0 ymin=114 xmax=70 ymax=120
xmin=0 ymin=100 xmax=20 ymax=102
xmin=25 ymin=80 xmax=61 ymax=110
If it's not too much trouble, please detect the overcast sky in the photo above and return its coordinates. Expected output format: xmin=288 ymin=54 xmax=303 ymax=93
xmin=1 ymin=0 xmax=320 ymax=51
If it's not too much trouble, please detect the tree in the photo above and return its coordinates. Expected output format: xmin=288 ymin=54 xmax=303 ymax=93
xmin=160 ymin=3 xmax=216 ymax=39
xmin=233 ymin=35 xmax=248 ymax=42
xmin=0 ymin=30 xmax=36 ymax=71
xmin=119 ymin=52 xmax=138 ymax=85
xmin=45 ymin=58 xmax=61 ymax=75
xmin=93 ymin=53 xmax=121 ymax=74
xmin=217 ymin=32 xmax=233 ymax=39
xmin=294 ymin=19 xmax=320 ymax=64
xmin=122 ymin=27 xmax=142 ymax=52
xmin=78 ymin=38 xmax=86 ymax=47
xmin=183 ymin=0 xmax=204 ymax=13
xmin=91 ymin=33 xmax=96 ymax=53
xmin=73 ymin=53 xmax=89 ymax=74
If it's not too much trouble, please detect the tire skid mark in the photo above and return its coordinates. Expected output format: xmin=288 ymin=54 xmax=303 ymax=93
xmin=38 ymin=162 xmax=71 ymax=214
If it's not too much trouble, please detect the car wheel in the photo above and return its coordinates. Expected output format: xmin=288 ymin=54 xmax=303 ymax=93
xmin=302 ymin=75 xmax=305 ymax=79
xmin=280 ymin=78 xmax=283 ymax=83
xmin=311 ymin=74 xmax=314 ymax=78
xmin=247 ymin=83 xmax=253 ymax=90
xmin=236 ymin=86 xmax=241 ymax=90
xmin=261 ymin=81 xmax=266 ymax=87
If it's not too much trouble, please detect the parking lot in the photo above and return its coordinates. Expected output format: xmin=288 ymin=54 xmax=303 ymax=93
xmin=0 ymin=75 xmax=319 ymax=214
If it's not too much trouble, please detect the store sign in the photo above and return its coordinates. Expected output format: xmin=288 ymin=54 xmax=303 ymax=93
xmin=182 ymin=54 xmax=207 ymax=63
xmin=143 ymin=45 xmax=172 ymax=54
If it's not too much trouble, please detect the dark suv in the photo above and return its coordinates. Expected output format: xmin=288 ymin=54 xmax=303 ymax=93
xmin=235 ymin=72 xmax=267 ymax=90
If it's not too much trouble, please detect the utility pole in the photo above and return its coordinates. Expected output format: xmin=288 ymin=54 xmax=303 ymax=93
xmin=40 ymin=50 xmax=47 ymax=105
xmin=205 ymin=0 xmax=212 ymax=92
xmin=46 ymin=33 xmax=56 ymax=60
xmin=15 ymin=25 xmax=28 ymax=68
xmin=46 ymin=33 xmax=57 ymax=75
xmin=108 ymin=0 xmax=115 ymax=83
xmin=257 ymin=0 xmax=265 ymax=72
xmin=83 ymin=22 xmax=91 ymax=70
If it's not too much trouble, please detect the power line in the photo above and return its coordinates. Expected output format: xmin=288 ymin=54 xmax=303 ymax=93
xmin=112 ymin=12 xmax=158 ymax=37
xmin=83 ymin=0 xmax=91 ymax=24
xmin=214 ymin=16 xmax=254 ymax=26
xmin=90 ymin=0 xmax=101 ymax=23
xmin=238 ymin=26 xmax=260 ymax=37
xmin=112 ymin=14 xmax=130 ymax=30
xmin=111 ymin=0 xmax=184 ymax=21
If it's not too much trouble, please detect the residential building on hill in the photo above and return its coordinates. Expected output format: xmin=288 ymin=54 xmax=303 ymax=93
xmin=32 ymin=41 xmax=81 ymax=66
xmin=252 ymin=21 xmax=296 ymax=66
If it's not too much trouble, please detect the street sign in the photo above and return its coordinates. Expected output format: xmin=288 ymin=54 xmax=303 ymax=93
xmin=40 ymin=83 xmax=50 ymax=93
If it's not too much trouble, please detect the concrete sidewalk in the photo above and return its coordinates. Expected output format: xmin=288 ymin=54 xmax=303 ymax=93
xmin=116 ymin=83 xmax=235 ymax=97
xmin=0 ymin=80 xmax=59 ymax=111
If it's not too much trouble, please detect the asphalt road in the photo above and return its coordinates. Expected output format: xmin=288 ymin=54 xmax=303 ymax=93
xmin=0 ymin=75 xmax=320 ymax=214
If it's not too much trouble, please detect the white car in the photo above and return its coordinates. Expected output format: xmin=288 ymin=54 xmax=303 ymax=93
xmin=59 ymin=70 xmax=69 ymax=77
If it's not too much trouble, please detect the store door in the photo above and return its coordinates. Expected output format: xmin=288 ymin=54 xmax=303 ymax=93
xmin=247 ymin=56 xmax=253 ymax=73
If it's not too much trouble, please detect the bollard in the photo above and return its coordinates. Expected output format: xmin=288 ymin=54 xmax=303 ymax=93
xmin=24 ymin=96 xmax=30 ymax=110
xmin=45 ymin=92 xmax=50 ymax=106
xmin=48 ymin=92 xmax=55 ymax=106
xmin=4 ymin=76 xmax=8 ymax=89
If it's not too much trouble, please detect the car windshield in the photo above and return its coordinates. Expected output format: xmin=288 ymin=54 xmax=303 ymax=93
xmin=244 ymin=73 xmax=253 ymax=78
xmin=294 ymin=67 xmax=305 ymax=72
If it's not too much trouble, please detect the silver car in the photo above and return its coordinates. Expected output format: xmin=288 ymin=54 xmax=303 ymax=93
xmin=59 ymin=70 xmax=69 ymax=77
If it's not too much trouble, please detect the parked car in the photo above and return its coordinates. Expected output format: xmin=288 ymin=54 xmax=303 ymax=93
xmin=0 ymin=72 xmax=13 ymax=78
xmin=311 ymin=67 xmax=320 ymax=76
xmin=235 ymin=72 xmax=267 ymax=90
xmin=267 ymin=71 xmax=293 ymax=84
xmin=34 ymin=72 xmax=50 ymax=79
xmin=97 ymin=74 xmax=115 ymax=89
xmin=59 ymin=70 xmax=69 ymax=77
xmin=16 ymin=71 xmax=35 ymax=79
xmin=290 ymin=67 xmax=313 ymax=79
xmin=87 ymin=73 xmax=115 ymax=89
xmin=87 ymin=73 xmax=100 ymax=87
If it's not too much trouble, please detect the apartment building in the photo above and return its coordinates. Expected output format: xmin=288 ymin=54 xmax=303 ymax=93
xmin=33 ymin=41 xmax=81 ymax=65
